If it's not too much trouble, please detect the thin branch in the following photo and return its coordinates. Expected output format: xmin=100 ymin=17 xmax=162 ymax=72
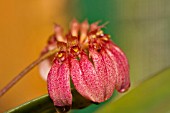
xmin=0 ymin=49 xmax=59 ymax=97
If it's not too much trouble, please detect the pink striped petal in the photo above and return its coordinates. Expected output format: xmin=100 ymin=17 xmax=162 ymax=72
xmin=79 ymin=52 xmax=104 ymax=102
xmin=100 ymin=49 xmax=117 ymax=99
xmin=47 ymin=59 xmax=72 ymax=108
xmin=70 ymin=57 xmax=92 ymax=101
xmin=106 ymin=41 xmax=130 ymax=92
xmin=89 ymin=48 xmax=106 ymax=101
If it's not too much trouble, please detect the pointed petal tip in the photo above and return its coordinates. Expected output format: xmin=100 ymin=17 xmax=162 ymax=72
xmin=90 ymin=20 xmax=103 ymax=31
xmin=82 ymin=19 xmax=89 ymax=24
xmin=70 ymin=19 xmax=80 ymax=37
xmin=54 ymin=24 xmax=62 ymax=32
xmin=81 ymin=20 xmax=89 ymax=29
xmin=92 ymin=20 xmax=101 ymax=25
xmin=72 ymin=18 xmax=78 ymax=22
xmin=54 ymin=23 xmax=60 ymax=27
xmin=71 ymin=18 xmax=79 ymax=26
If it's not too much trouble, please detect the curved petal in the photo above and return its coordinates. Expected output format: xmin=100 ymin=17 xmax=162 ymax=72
xmin=89 ymin=48 xmax=106 ymax=101
xmin=106 ymin=41 xmax=130 ymax=92
xmin=47 ymin=59 xmax=72 ymax=108
xmin=78 ymin=52 xmax=104 ymax=102
xmin=100 ymin=48 xmax=117 ymax=99
xmin=70 ymin=57 xmax=92 ymax=101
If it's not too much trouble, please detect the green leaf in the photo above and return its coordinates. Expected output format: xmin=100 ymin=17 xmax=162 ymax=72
xmin=95 ymin=68 xmax=170 ymax=113
xmin=5 ymin=94 xmax=55 ymax=113
xmin=6 ymin=89 xmax=92 ymax=113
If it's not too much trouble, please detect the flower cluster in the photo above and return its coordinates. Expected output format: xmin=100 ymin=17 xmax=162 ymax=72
xmin=39 ymin=19 xmax=130 ymax=112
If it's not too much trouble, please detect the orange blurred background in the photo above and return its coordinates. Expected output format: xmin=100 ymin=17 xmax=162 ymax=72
xmin=0 ymin=0 xmax=70 ymax=112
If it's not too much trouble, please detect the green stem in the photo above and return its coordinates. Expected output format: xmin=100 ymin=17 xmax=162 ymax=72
xmin=0 ymin=49 xmax=59 ymax=97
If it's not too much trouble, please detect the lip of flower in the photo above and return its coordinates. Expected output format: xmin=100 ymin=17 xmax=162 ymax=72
xmin=39 ymin=19 xmax=130 ymax=112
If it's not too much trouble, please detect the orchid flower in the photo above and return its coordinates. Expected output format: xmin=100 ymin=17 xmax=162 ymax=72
xmin=39 ymin=19 xmax=130 ymax=112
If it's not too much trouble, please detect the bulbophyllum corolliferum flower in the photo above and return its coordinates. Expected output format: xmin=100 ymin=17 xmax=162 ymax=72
xmin=39 ymin=19 xmax=130 ymax=112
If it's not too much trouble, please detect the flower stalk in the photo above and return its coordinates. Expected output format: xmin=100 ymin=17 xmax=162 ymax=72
xmin=0 ymin=48 xmax=59 ymax=97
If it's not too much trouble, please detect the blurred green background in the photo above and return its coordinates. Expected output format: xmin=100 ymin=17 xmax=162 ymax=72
xmin=0 ymin=0 xmax=170 ymax=113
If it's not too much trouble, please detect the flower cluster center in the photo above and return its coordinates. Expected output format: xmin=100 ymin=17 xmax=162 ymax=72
xmin=46 ymin=20 xmax=110 ymax=63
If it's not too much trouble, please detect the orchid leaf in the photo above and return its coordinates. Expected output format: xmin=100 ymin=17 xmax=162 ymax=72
xmin=96 ymin=68 xmax=170 ymax=113
xmin=6 ymin=89 xmax=91 ymax=113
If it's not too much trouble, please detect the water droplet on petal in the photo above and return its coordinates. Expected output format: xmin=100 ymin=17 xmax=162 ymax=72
xmin=118 ymin=83 xmax=130 ymax=93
